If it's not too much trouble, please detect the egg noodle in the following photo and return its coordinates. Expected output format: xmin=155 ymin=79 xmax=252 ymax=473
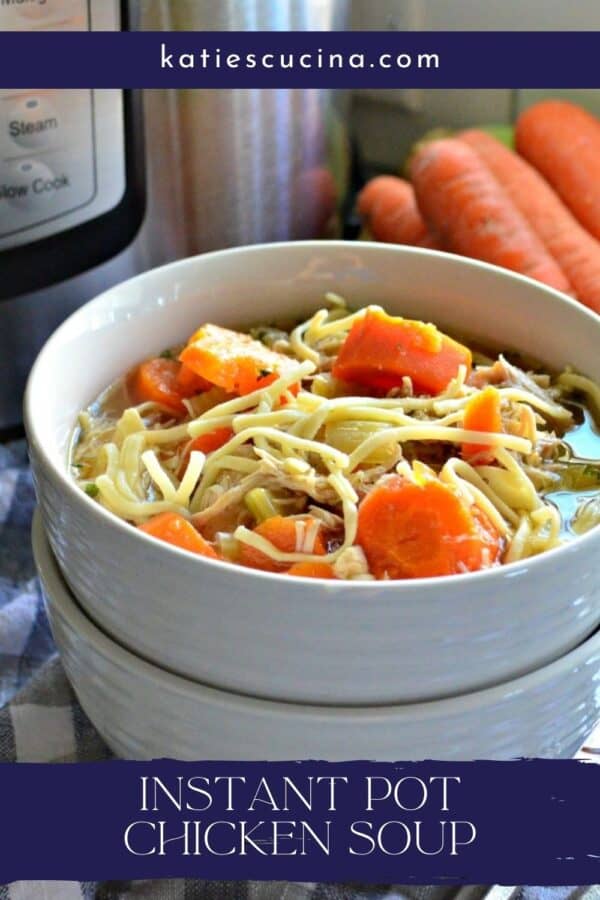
xmin=73 ymin=297 xmax=600 ymax=577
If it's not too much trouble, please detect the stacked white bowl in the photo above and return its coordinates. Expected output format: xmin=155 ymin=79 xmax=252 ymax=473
xmin=26 ymin=243 xmax=600 ymax=760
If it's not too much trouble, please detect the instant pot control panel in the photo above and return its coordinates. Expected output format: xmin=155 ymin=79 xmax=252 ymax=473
xmin=0 ymin=1 xmax=124 ymax=251
xmin=0 ymin=0 xmax=144 ymax=300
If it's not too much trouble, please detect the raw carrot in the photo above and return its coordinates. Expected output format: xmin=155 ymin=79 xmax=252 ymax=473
xmin=138 ymin=512 xmax=219 ymax=559
xmin=239 ymin=515 xmax=327 ymax=573
xmin=356 ymin=475 xmax=502 ymax=579
xmin=409 ymin=138 xmax=572 ymax=293
xmin=332 ymin=307 xmax=472 ymax=395
xmin=462 ymin=385 xmax=503 ymax=463
xmin=357 ymin=175 xmax=440 ymax=248
xmin=177 ymin=428 xmax=234 ymax=478
xmin=179 ymin=324 xmax=299 ymax=396
xmin=516 ymin=100 xmax=600 ymax=242
xmin=129 ymin=358 xmax=199 ymax=417
xmin=461 ymin=128 xmax=600 ymax=313
xmin=286 ymin=561 xmax=336 ymax=579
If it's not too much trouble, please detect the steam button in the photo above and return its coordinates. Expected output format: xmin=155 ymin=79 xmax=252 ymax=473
xmin=7 ymin=95 xmax=59 ymax=149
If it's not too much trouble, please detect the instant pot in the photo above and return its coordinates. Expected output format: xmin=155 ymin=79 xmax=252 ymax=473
xmin=0 ymin=0 xmax=351 ymax=429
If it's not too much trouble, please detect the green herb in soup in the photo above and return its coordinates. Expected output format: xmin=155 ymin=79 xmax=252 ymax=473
xmin=71 ymin=297 xmax=600 ymax=580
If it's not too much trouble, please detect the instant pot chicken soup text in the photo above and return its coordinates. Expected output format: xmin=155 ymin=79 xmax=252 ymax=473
xmin=71 ymin=298 xmax=600 ymax=580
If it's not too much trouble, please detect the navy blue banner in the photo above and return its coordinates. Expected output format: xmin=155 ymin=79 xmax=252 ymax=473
xmin=0 ymin=759 xmax=599 ymax=883
xmin=0 ymin=31 xmax=599 ymax=88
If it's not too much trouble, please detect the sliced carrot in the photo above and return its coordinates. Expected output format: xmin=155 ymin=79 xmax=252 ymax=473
xmin=516 ymin=100 xmax=600 ymax=242
xmin=177 ymin=428 xmax=234 ymax=478
xmin=180 ymin=324 xmax=298 ymax=396
xmin=332 ymin=307 xmax=472 ymax=395
xmin=287 ymin=561 xmax=336 ymax=579
xmin=138 ymin=512 xmax=219 ymax=559
xmin=358 ymin=175 xmax=440 ymax=248
xmin=410 ymin=138 xmax=572 ymax=294
xmin=356 ymin=475 xmax=502 ymax=579
xmin=239 ymin=515 xmax=327 ymax=573
xmin=462 ymin=385 xmax=503 ymax=464
xmin=129 ymin=358 xmax=200 ymax=417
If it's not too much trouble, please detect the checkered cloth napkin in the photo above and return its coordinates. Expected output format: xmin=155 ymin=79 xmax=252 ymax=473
xmin=1 ymin=438 xmax=598 ymax=900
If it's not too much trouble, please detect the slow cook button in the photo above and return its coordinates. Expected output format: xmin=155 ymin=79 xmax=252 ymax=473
xmin=0 ymin=159 xmax=70 ymax=211
xmin=7 ymin=94 xmax=60 ymax=149
xmin=5 ymin=0 xmax=78 ymax=22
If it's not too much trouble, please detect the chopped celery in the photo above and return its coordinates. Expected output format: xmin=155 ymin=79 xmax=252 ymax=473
xmin=245 ymin=487 xmax=278 ymax=523
xmin=325 ymin=421 xmax=398 ymax=466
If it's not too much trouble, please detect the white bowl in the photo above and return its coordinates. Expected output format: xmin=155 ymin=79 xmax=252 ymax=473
xmin=33 ymin=511 xmax=600 ymax=760
xmin=25 ymin=242 xmax=600 ymax=705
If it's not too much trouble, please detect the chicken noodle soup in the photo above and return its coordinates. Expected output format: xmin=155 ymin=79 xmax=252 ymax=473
xmin=71 ymin=297 xmax=600 ymax=580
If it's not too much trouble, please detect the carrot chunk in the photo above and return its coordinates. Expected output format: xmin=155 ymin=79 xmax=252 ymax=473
xmin=128 ymin=358 xmax=188 ymax=416
xmin=187 ymin=428 xmax=233 ymax=455
xmin=138 ymin=512 xmax=219 ymax=559
xmin=239 ymin=515 xmax=327 ymax=573
xmin=356 ymin=475 xmax=502 ymax=579
xmin=332 ymin=308 xmax=472 ymax=395
xmin=180 ymin=324 xmax=298 ymax=396
xmin=287 ymin=561 xmax=336 ymax=579
xmin=176 ymin=362 xmax=212 ymax=395
xmin=462 ymin=385 xmax=503 ymax=464
xmin=177 ymin=428 xmax=234 ymax=478
xmin=129 ymin=357 xmax=208 ymax=417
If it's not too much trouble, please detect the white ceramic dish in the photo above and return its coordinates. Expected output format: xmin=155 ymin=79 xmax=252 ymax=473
xmin=25 ymin=242 xmax=600 ymax=706
xmin=33 ymin=511 xmax=600 ymax=760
